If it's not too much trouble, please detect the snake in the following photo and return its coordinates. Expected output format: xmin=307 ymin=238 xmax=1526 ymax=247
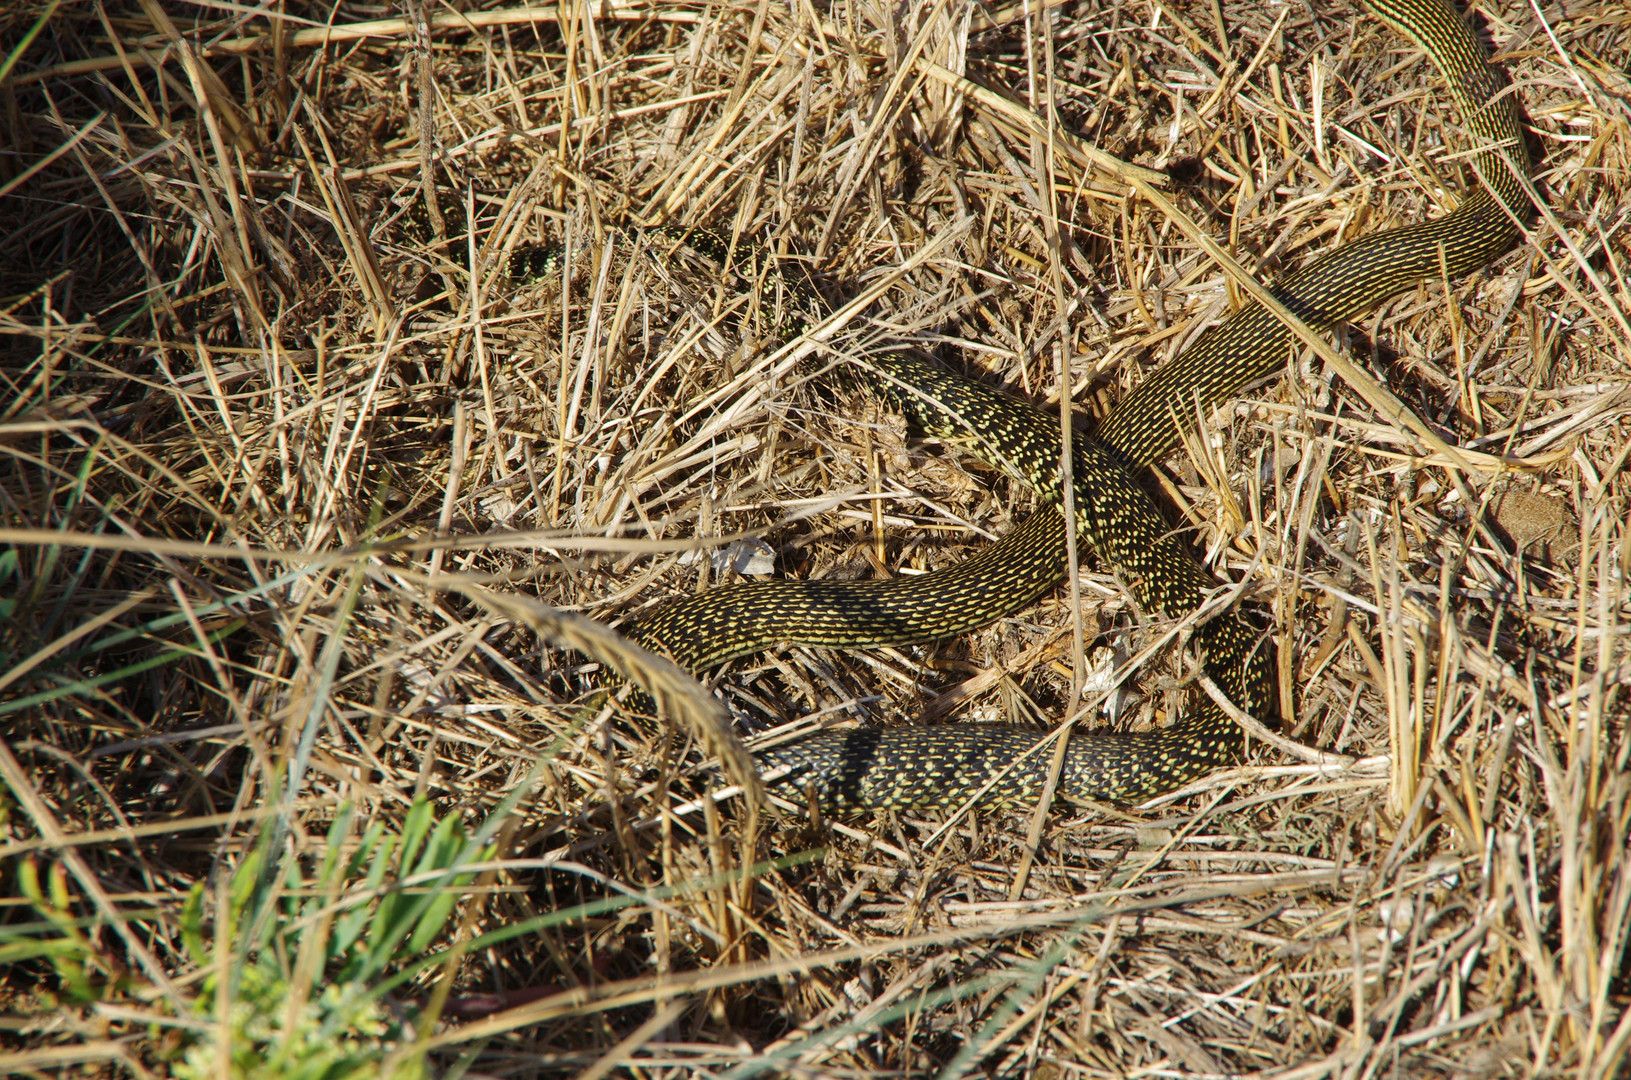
xmin=612 ymin=0 xmax=1530 ymax=813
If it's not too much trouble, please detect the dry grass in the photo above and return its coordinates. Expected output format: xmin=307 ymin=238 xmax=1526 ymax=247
xmin=2 ymin=0 xmax=1629 ymax=1075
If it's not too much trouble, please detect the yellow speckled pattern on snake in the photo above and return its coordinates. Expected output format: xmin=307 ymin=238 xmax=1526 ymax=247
xmin=620 ymin=0 xmax=1531 ymax=812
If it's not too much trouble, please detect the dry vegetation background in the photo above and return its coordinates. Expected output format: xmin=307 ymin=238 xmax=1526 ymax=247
xmin=2 ymin=0 xmax=1629 ymax=1075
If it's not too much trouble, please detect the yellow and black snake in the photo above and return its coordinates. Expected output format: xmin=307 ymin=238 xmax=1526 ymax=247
xmin=610 ymin=0 xmax=1531 ymax=813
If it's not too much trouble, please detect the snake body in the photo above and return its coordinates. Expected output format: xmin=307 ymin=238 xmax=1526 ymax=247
xmin=622 ymin=0 xmax=1530 ymax=812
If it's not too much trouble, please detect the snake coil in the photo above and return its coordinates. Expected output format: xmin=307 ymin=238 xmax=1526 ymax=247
xmin=613 ymin=0 xmax=1530 ymax=812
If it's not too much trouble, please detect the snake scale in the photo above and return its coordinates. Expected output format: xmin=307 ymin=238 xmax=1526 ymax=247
xmin=610 ymin=0 xmax=1530 ymax=813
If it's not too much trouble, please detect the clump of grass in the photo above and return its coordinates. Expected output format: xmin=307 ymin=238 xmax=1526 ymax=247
xmin=6 ymin=798 xmax=493 ymax=1079
xmin=168 ymin=800 xmax=489 ymax=1080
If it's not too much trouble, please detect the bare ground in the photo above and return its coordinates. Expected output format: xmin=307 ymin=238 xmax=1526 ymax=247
xmin=2 ymin=0 xmax=1629 ymax=1075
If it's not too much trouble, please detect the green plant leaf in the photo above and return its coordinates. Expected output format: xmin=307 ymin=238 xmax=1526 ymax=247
xmin=180 ymin=884 xmax=207 ymax=967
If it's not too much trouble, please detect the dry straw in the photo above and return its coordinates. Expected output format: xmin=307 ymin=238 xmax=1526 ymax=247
xmin=1 ymin=0 xmax=1627 ymax=1075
